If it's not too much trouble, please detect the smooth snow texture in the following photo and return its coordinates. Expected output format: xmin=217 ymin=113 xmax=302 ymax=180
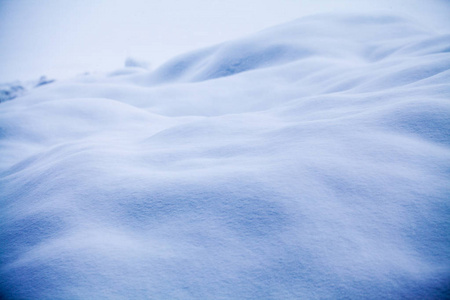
xmin=1 ymin=14 xmax=449 ymax=299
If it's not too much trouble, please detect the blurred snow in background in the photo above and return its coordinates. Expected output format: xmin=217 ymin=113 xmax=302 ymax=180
xmin=1 ymin=0 xmax=450 ymax=82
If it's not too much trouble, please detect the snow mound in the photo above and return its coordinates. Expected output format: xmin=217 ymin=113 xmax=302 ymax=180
xmin=148 ymin=14 xmax=430 ymax=83
xmin=1 ymin=14 xmax=449 ymax=299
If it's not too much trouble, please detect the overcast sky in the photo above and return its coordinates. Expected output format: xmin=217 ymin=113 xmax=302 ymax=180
xmin=1 ymin=0 xmax=449 ymax=82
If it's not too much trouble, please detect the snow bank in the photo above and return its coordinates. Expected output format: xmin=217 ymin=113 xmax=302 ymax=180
xmin=1 ymin=14 xmax=449 ymax=299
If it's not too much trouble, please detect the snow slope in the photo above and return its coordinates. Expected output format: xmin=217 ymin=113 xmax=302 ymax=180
xmin=1 ymin=14 xmax=449 ymax=299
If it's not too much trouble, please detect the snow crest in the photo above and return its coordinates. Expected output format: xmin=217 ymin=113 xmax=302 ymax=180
xmin=1 ymin=14 xmax=449 ymax=299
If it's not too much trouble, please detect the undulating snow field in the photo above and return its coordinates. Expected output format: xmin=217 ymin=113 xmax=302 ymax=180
xmin=1 ymin=14 xmax=449 ymax=299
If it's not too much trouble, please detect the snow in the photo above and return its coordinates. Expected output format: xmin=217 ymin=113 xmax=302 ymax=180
xmin=1 ymin=13 xmax=449 ymax=299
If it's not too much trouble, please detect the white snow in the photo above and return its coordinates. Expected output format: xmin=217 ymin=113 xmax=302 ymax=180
xmin=1 ymin=13 xmax=449 ymax=299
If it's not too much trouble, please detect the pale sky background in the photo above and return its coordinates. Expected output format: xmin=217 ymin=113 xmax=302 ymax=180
xmin=1 ymin=0 xmax=450 ymax=82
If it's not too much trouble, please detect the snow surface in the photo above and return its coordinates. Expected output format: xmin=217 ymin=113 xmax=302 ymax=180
xmin=1 ymin=14 xmax=449 ymax=299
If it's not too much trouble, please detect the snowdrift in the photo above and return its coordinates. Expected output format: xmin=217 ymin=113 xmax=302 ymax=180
xmin=1 ymin=14 xmax=449 ymax=299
